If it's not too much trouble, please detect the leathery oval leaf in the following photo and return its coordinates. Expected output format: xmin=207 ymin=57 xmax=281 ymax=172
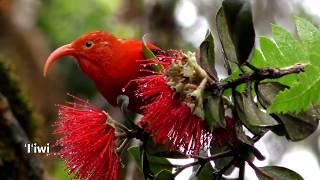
xmin=257 ymin=82 xmax=320 ymax=141
xmin=128 ymin=146 xmax=173 ymax=176
xmin=199 ymin=30 xmax=218 ymax=78
xmin=204 ymin=92 xmax=226 ymax=130
xmin=255 ymin=166 xmax=303 ymax=180
xmin=234 ymin=91 xmax=278 ymax=134
xmin=217 ymin=0 xmax=255 ymax=64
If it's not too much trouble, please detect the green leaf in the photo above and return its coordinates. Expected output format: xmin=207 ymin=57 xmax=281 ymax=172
xmin=257 ymin=82 xmax=319 ymax=141
xmin=127 ymin=146 xmax=143 ymax=171
xmin=216 ymin=7 xmax=238 ymax=64
xmin=255 ymin=166 xmax=303 ymax=180
xmin=250 ymin=49 xmax=267 ymax=67
xmin=142 ymin=34 xmax=156 ymax=59
xmin=196 ymin=163 xmax=214 ymax=180
xmin=142 ymin=34 xmax=163 ymax=72
xmin=155 ymin=170 xmax=174 ymax=180
xmin=204 ymin=93 xmax=225 ymax=130
xmin=272 ymin=24 xmax=307 ymax=64
xmin=257 ymin=24 xmax=308 ymax=69
xmin=219 ymin=0 xmax=255 ymax=64
xmin=268 ymin=65 xmax=320 ymax=113
xmin=272 ymin=24 xmax=309 ymax=85
xmin=296 ymin=17 xmax=320 ymax=57
xmin=221 ymin=69 xmax=241 ymax=84
xmin=251 ymin=18 xmax=320 ymax=113
xmin=210 ymin=144 xmax=234 ymax=174
xmin=199 ymin=30 xmax=217 ymax=78
xmin=145 ymin=139 xmax=186 ymax=159
xmin=234 ymin=92 xmax=278 ymax=134
xmin=127 ymin=146 xmax=173 ymax=176
xmin=221 ymin=70 xmax=247 ymax=95
xmin=275 ymin=113 xmax=319 ymax=141
xmin=259 ymin=36 xmax=299 ymax=85
xmin=255 ymin=25 xmax=310 ymax=85
xmin=235 ymin=120 xmax=255 ymax=146
xmin=259 ymin=37 xmax=288 ymax=67
xmin=310 ymin=53 xmax=320 ymax=67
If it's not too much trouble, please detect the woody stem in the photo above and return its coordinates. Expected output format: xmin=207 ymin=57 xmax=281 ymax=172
xmin=173 ymin=150 xmax=233 ymax=177
xmin=218 ymin=63 xmax=305 ymax=90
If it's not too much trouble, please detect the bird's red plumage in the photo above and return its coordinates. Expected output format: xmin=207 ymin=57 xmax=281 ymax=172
xmin=91 ymin=39 xmax=159 ymax=106
xmin=44 ymin=31 xmax=159 ymax=107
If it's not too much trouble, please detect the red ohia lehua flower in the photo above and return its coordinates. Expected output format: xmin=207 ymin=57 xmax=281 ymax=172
xmin=54 ymin=95 xmax=120 ymax=180
xmin=133 ymin=50 xmax=212 ymax=155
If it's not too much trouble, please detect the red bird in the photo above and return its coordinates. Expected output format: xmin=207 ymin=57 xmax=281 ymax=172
xmin=44 ymin=31 xmax=159 ymax=106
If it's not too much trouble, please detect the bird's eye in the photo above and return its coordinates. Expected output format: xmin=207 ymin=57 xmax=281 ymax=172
xmin=85 ymin=41 xmax=94 ymax=48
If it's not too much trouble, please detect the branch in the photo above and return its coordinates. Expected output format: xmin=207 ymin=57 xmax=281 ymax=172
xmin=173 ymin=150 xmax=233 ymax=176
xmin=220 ymin=64 xmax=305 ymax=90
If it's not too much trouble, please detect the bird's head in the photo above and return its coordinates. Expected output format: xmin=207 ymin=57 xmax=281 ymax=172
xmin=43 ymin=31 xmax=120 ymax=77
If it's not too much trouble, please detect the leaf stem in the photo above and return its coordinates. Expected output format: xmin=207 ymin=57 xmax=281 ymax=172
xmin=247 ymin=160 xmax=273 ymax=180
xmin=245 ymin=62 xmax=260 ymax=72
xmin=252 ymin=132 xmax=267 ymax=143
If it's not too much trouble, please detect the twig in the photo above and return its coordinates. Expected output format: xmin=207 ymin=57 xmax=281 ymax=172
xmin=245 ymin=62 xmax=260 ymax=72
xmin=173 ymin=150 xmax=233 ymax=176
xmin=140 ymin=136 xmax=154 ymax=179
xmin=220 ymin=64 xmax=304 ymax=90
xmin=252 ymin=132 xmax=266 ymax=143
xmin=247 ymin=160 xmax=273 ymax=180
xmin=239 ymin=161 xmax=245 ymax=180
xmin=213 ymin=158 xmax=237 ymax=180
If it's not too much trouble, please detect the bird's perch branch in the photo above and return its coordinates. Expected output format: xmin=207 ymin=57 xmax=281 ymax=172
xmin=218 ymin=63 xmax=305 ymax=90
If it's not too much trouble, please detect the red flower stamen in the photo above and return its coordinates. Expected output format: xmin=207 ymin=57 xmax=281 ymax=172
xmin=54 ymin=95 xmax=120 ymax=180
xmin=136 ymin=75 xmax=212 ymax=155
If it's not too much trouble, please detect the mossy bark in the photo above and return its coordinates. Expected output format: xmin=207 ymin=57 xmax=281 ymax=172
xmin=0 ymin=61 xmax=37 ymax=138
xmin=0 ymin=61 xmax=46 ymax=179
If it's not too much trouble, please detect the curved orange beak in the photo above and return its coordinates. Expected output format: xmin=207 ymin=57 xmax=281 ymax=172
xmin=43 ymin=44 xmax=75 ymax=76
